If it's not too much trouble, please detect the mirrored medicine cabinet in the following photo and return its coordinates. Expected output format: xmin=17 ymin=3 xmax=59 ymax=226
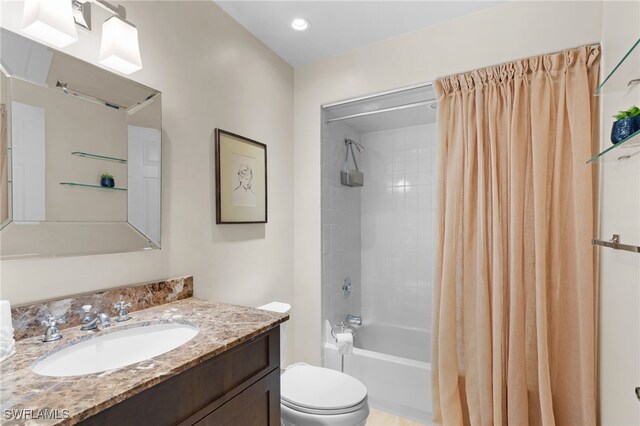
xmin=0 ymin=28 xmax=162 ymax=260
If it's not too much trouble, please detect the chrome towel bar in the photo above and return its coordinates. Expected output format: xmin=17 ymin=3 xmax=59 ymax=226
xmin=592 ymin=234 xmax=640 ymax=253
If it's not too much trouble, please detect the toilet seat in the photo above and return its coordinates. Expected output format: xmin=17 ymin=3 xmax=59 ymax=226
xmin=282 ymin=396 xmax=368 ymax=415
xmin=281 ymin=364 xmax=368 ymax=415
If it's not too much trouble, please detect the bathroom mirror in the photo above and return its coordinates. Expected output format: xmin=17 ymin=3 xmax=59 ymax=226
xmin=0 ymin=29 xmax=162 ymax=260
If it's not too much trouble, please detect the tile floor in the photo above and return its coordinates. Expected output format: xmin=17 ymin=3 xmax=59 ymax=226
xmin=366 ymin=408 xmax=428 ymax=425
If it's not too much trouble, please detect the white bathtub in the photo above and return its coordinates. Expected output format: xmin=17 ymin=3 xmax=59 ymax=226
xmin=323 ymin=322 xmax=432 ymax=423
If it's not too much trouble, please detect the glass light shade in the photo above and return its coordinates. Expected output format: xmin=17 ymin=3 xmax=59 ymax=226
xmin=22 ymin=0 xmax=79 ymax=48
xmin=99 ymin=16 xmax=142 ymax=75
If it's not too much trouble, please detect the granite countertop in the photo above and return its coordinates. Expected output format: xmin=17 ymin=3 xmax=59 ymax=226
xmin=0 ymin=298 xmax=288 ymax=425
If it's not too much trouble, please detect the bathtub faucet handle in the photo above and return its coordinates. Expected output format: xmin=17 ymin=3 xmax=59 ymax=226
xmin=346 ymin=314 xmax=362 ymax=326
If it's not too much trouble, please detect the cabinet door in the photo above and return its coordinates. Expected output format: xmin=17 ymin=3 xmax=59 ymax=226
xmin=80 ymin=328 xmax=279 ymax=426
xmin=196 ymin=368 xmax=280 ymax=426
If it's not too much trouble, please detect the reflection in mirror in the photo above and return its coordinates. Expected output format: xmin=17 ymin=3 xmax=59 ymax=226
xmin=1 ymin=72 xmax=9 ymax=229
xmin=0 ymin=29 xmax=161 ymax=260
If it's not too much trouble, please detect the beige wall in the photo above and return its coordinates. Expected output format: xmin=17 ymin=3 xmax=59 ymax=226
xmin=293 ymin=0 xmax=604 ymax=366
xmin=0 ymin=1 xmax=295 ymax=363
xmin=598 ymin=2 xmax=640 ymax=424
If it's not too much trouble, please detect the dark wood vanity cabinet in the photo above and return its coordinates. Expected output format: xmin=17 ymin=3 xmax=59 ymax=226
xmin=80 ymin=327 xmax=280 ymax=426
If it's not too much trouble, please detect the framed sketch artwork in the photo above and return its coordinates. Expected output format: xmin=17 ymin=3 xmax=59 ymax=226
xmin=215 ymin=129 xmax=267 ymax=224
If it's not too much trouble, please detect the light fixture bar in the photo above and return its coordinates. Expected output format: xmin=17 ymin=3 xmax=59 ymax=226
xmin=73 ymin=0 xmax=133 ymax=30
xmin=93 ymin=0 xmax=126 ymax=20
xmin=72 ymin=0 xmax=91 ymax=30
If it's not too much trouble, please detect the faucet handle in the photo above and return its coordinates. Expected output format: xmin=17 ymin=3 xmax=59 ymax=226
xmin=114 ymin=301 xmax=131 ymax=310
xmin=113 ymin=301 xmax=132 ymax=322
xmin=80 ymin=305 xmax=93 ymax=324
xmin=41 ymin=314 xmax=65 ymax=327
xmin=41 ymin=314 xmax=65 ymax=342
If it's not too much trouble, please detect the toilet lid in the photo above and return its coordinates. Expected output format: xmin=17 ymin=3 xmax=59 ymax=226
xmin=281 ymin=365 xmax=367 ymax=412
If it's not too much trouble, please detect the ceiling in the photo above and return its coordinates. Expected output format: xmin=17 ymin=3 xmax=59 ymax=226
xmin=215 ymin=1 xmax=504 ymax=67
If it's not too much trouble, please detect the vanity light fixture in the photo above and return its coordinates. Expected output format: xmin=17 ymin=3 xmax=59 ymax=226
xmin=21 ymin=0 xmax=143 ymax=75
xmin=99 ymin=15 xmax=142 ymax=75
xmin=291 ymin=18 xmax=310 ymax=31
xmin=22 ymin=0 xmax=79 ymax=48
xmin=71 ymin=0 xmax=91 ymax=30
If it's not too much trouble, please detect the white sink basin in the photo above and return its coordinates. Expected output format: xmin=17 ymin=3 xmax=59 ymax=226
xmin=32 ymin=323 xmax=199 ymax=377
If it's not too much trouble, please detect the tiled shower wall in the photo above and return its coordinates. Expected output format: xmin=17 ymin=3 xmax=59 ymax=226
xmin=360 ymin=123 xmax=437 ymax=331
xmin=320 ymin=118 xmax=362 ymax=337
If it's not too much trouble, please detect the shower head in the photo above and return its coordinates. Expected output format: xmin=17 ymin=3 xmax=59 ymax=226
xmin=345 ymin=138 xmax=365 ymax=152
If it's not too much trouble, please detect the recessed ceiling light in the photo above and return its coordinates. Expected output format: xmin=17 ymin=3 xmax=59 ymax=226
xmin=291 ymin=18 xmax=309 ymax=31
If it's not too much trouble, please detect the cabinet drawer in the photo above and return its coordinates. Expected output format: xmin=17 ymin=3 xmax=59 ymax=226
xmin=195 ymin=368 xmax=280 ymax=426
xmin=80 ymin=327 xmax=279 ymax=426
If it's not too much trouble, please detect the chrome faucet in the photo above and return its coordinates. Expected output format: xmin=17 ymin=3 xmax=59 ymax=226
xmin=41 ymin=314 xmax=65 ymax=342
xmin=80 ymin=310 xmax=112 ymax=331
xmin=346 ymin=314 xmax=362 ymax=326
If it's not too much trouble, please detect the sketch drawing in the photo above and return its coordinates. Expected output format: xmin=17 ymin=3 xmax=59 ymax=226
xmin=232 ymin=153 xmax=256 ymax=207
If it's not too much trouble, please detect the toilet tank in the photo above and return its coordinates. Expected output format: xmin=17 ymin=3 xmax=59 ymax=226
xmin=257 ymin=302 xmax=291 ymax=367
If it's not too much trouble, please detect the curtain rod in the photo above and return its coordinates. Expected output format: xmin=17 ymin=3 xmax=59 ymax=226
xmin=322 ymin=82 xmax=433 ymax=109
xmin=325 ymin=99 xmax=437 ymax=124
xmin=437 ymin=42 xmax=601 ymax=82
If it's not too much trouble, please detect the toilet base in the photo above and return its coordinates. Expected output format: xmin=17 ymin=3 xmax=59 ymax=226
xmin=281 ymin=402 xmax=369 ymax=426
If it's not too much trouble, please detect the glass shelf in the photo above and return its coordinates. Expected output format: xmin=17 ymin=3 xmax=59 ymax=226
xmin=71 ymin=151 xmax=127 ymax=163
xmin=594 ymin=38 xmax=640 ymax=95
xmin=60 ymin=182 xmax=127 ymax=191
xmin=587 ymin=130 xmax=640 ymax=163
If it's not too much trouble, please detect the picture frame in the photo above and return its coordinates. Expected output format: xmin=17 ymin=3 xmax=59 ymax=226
xmin=215 ymin=129 xmax=267 ymax=224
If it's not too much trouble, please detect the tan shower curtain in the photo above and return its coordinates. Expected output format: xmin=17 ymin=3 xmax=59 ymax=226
xmin=432 ymin=45 xmax=600 ymax=426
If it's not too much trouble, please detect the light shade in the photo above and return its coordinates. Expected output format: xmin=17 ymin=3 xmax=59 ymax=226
xmin=99 ymin=16 xmax=142 ymax=75
xmin=22 ymin=0 xmax=78 ymax=48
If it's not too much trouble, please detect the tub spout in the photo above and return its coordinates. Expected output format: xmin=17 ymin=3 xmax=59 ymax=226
xmin=346 ymin=314 xmax=362 ymax=326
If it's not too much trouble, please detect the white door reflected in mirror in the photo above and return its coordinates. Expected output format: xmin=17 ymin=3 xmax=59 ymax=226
xmin=128 ymin=125 xmax=161 ymax=247
xmin=11 ymin=102 xmax=45 ymax=223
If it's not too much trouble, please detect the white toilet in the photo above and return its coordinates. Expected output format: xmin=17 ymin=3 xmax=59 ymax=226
xmin=258 ymin=302 xmax=370 ymax=426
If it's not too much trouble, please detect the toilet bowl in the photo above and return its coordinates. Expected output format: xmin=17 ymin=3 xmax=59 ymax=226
xmin=257 ymin=302 xmax=370 ymax=426
xmin=281 ymin=363 xmax=369 ymax=426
